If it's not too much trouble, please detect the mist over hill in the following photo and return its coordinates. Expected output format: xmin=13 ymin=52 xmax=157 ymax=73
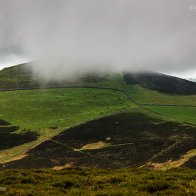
xmin=188 ymin=78 xmax=196 ymax=82
xmin=0 ymin=63 xmax=196 ymax=96
xmin=1 ymin=0 xmax=196 ymax=78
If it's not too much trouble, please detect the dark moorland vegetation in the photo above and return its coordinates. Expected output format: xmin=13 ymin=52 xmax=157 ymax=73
xmin=124 ymin=72 xmax=196 ymax=95
xmin=0 ymin=168 xmax=195 ymax=195
xmin=0 ymin=120 xmax=38 ymax=151
xmin=3 ymin=112 xmax=195 ymax=169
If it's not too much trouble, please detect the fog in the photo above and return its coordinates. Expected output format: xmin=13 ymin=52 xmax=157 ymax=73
xmin=0 ymin=0 xmax=196 ymax=79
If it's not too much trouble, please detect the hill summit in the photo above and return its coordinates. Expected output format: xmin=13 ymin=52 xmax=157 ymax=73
xmin=124 ymin=72 xmax=196 ymax=95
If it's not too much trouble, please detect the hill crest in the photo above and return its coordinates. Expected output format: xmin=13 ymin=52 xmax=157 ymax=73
xmin=123 ymin=71 xmax=196 ymax=95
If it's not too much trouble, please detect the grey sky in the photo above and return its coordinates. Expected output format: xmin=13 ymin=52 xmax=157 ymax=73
xmin=0 ymin=0 xmax=196 ymax=79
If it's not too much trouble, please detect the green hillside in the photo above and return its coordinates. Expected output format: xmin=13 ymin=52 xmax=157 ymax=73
xmin=0 ymin=88 xmax=135 ymax=164
xmin=0 ymin=88 xmax=134 ymax=130
xmin=126 ymin=85 xmax=196 ymax=124
xmin=146 ymin=106 xmax=196 ymax=125
xmin=0 ymin=63 xmax=195 ymax=170
xmin=0 ymin=63 xmax=123 ymax=90
xmin=127 ymin=85 xmax=196 ymax=106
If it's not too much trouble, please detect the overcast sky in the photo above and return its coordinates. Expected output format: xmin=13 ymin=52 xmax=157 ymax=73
xmin=0 ymin=0 xmax=196 ymax=79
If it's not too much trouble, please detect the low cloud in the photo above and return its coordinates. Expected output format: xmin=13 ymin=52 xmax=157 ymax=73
xmin=0 ymin=0 xmax=196 ymax=79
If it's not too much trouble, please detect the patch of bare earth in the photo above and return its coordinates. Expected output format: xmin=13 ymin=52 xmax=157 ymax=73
xmin=53 ymin=162 xmax=74 ymax=170
xmin=145 ymin=149 xmax=196 ymax=170
xmin=75 ymin=141 xmax=110 ymax=151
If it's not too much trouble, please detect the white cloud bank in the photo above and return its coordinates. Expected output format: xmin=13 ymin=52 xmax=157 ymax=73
xmin=0 ymin=0 xmax=196 ymax=79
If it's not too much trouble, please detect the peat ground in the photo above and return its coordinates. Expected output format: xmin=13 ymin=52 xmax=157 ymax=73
xmin=2 ymin=112 xmax=195 ymax=169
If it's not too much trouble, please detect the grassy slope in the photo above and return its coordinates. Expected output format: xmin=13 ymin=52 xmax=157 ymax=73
xmin=0 ymin=88 xmax=134 ymax=130
xmin=0 ymin=64 xmax=195 ymax=167
xmin=0 ymin=88 xmax=136 ymax=163
xmin=0 ymin=63 xmax=123 ymax=90
xmin=128 ymin=85 xmax=196 ymax=106
xmin=0 ymin=64 xmax=37 ymax=89
xmin=1 ymin=64 xmax=196 ymax=125
xmin=146 ymin=106 xmax=196 ymax=125
xmin=0 ymin=168 xmax=195 ymax=195
xmin=127 ymin=85 xmax=196 ymax=124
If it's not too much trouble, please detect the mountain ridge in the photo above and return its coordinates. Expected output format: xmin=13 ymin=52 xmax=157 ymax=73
xmin=0 ymin=63 xmax=196 ymax=95
xmin=124 ymin=72 xmax=196 ymax=95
